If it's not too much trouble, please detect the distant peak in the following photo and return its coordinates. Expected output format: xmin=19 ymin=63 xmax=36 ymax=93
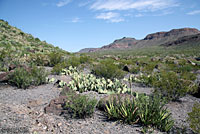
xmin=170 ymin=28 xmax=200 ymax=32
xmin=144 ymin=28 xmax=200 ymax=40
xmin=113 ymin=37 xmax=136 ymax=43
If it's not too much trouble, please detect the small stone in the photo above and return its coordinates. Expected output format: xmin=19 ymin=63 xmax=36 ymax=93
xmin=58 ymin=122 xmax=62 ymax=127
xmin=104 ymin=130 xmax=110 ymax=134
xmin=43 ymin=125 xmax=47 ymax=130
xmin=38 ymin=122 xmax=42 ymax=127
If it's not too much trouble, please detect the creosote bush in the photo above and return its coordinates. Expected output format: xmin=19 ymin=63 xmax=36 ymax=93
xmin=80 ymin=55 xmax=91 ymax=64
xmin=187 ymin=103 xmax=200 ymax=133
xmin=32 ymin=53 xmax=49 ymax=66
xmin=8 ymin=66 xmax=48 ymax=89
xmin=48 ymin=52 xmax=63 ymax=67
xmin=64 ymin=93 xmax=97 ymax=119
xmin=130 ymin=70 xmax=198 ymax=101
xmin=92 ymin=59 xmax=125 ymax=79
xmin=152 ymin=71 xmax=196 ymax=101
xmin=51 ymin=62 xmax=67 ymax=75
xmin=66 ymin=56 xmax=81 ymax=67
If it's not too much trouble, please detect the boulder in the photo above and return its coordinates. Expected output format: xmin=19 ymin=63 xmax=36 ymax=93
xmin=45 ymin=87 xmax=76 ymax=116
xmin=0 ymin=71 xmax=14 ymax=82
xmin=123 ymin=65 xmax=131 ymax=72
xmin=9 ymin=64 xmax=17 ymax=71
xmin=0 ymin=72 xmax=9 ymax=82
xmin=44 ymin=96 xmax=68 ymax=116
xmin=195 ymin=57 xmax=200 ymax=61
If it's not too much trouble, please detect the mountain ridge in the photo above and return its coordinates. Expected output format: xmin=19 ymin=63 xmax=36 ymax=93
xmin=79 ymin=28 xmax=200 ymax=53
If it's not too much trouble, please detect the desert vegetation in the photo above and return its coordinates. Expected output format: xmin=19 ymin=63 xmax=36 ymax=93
xmin=0 ymin=19 xmax=200 ymax=134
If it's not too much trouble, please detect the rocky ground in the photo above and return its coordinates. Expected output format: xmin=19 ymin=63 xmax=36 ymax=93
xmin=0 ymin=73 xmax=199 ymax=134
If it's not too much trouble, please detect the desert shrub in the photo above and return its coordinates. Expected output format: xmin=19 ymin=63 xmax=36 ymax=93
xmin=66 ymin=56 xmax=80 ymax=67
xmin=180 ymin=71 xmax=197 ymax=81
xmin=32 ymin=53 xmax=49 ymax=66
xmin=131 ymin=71 xmax=198 ymax=100
xmin=136 ymin=94 xmax=174 ymax=132
xmin=142 ymin=62 xmax=159 ymax=73
xmin=152 ymin=71 xmax=196 ymax=101
xmin=64 ymin=93 xmax=97 ymax=118
xmin=130 ymin=66 xmax=140 ymax=74
xmin=48 ymin=52 xmax=63 ymax=66
xmin=133 ymin=73 xmax=157 ymax=87
xmin=30 ymin=66 xmax=48 ymax=86
xmin=51 ymin=62 xmax=67 ymax=75
xmin=8 ymin=66 xmax=47 ymax=89
xmin=8 ymin=67 xmax=32 ymax=89
xmin=104 ymin=95 xmax=139 ymax=124
xmin=177 ymin=64 xmax=194 ymax=73
xmin=187 ymin=103 xmax=200 ymax=133
xmin=80 ymin=55 xmax=91 ymax=64
xmin=92 ymin=59 xmax=125 ymax=79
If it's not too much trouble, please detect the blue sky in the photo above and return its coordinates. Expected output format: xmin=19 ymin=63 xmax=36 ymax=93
xmin=0 ymin=0 xmax=200 ymax=52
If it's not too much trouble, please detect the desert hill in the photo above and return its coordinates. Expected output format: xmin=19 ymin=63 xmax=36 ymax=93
xmin=0 ymin=19 xmax=68 ymax=54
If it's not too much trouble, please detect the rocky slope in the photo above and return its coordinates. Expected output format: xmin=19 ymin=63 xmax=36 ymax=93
xmin=0 ymin=19 xmax=68 ymax=54
xmin=79 ymin=28 xmax=200 ymax=53
xmin=161 ymin=33 xmax=200 ymax=47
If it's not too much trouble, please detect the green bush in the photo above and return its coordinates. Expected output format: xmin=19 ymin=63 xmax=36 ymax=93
xmin=80 ymin=55 xmax=91 ymax=64
xmin=8 ymin=66 xmax=47 ymax=89
xmin=30 ymin=66 xmax=48 ymax=86
xmin=66 ymin=56 xmax=81 ymax=67
xmin=48 ymin=52 xmax=63 ymax=66
xmin=152 ymin=71 xmax=194 ymax=101
xmin=104 ymin=95 xmax=139 ymax=124
xmin=51 ymin=62 xmax=67 ymax=75
xmin=130 ymin=66 xmax=140 ymax=74
xmin=64 ymin=93 xmax=97 ymax=118
xmin=142 ymin=62 xmax=159 ymax=73
xmin=92 ymin=59 xmax=125 ymax=79
xmin=136 ymin=94 xmax=174 ymax=132
xmin=31 ymin=53 xmax=49 ymax=66
xmin=187 ymin=103 xmax=200 ymax=133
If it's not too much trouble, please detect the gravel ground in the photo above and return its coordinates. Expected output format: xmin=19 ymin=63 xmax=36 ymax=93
xmin=0 ymin=83 xmax=60 ymax=106
xmin=167 ymin=95 xmax=200 ymax=129
xmin=0 ymin=73 xmax=199 ymax=134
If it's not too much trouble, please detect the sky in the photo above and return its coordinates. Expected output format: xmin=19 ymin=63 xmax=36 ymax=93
xmin=0 ymin=0 xmax=200 ymax=52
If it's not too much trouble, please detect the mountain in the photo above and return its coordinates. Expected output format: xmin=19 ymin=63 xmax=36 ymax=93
xmin=79 ymin=28 xmax=200 ymax=53
xmin=79 ymin=48 xmax=100 ymax=53
xmin=144 ymin=28 xmax=199 ymax=40
xmin=101 ymin=37 xmax=138 ymax=49
xmin=161 ymin=33 xmax=200 ymax=47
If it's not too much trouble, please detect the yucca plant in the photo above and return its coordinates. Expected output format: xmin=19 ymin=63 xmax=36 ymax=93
xmin=104 ymin=95 xmax=139 ymax=124
xmin=136 ymin=94 xmax=174 ymax=132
